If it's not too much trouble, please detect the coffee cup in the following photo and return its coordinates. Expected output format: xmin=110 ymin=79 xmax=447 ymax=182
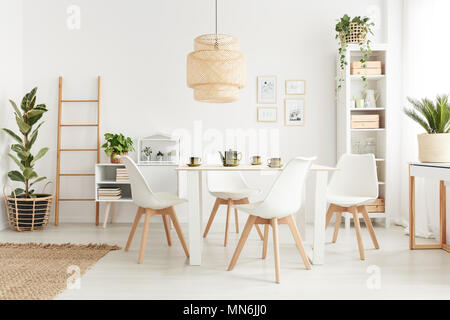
xmin=251 ymin=156 xmax=261 ymax=165
xmin=189 ymin=157 xmax=201 ymax=165
xmin=267 ymin=158 xmax=281 ymax=168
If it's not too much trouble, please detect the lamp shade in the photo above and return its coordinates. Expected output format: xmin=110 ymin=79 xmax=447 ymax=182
xmin=187 ymin=34 xmax=246 ymax=103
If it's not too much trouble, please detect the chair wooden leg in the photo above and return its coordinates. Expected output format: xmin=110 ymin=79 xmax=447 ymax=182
xmin=262 ymin=224 xmax=269 ymax=259
xmin=125 ymin=207 xmax=143 ymax=251
xmin=325 ymin=204 xmax=335 ymax=229
xmin=138 ymin=211 xmax=152 ymax=264
xmin=168 ymin=207 xmax=189 ymax=257
xmin=228 ymin=215 xmax=257 ymax=271
xmin=234 ymin=208 xmax=239 ymax=233
xmin=332 ymin=213 xmax=342 ymax=243
xmin=224 ymin=199 xmax=232 ymax=246
xmin=351 ymin=207 xmax=365 ymax=260
xmin=255 ymin=224 xmax=264 ymax=240
xmin=286 ymin=215 xmax=311 ymax=270
xmin=203 ymin=198 xmax=220 ymax=238
xmin=162 ymin=214 xmax=172 ymax=246
xmin=360 ymin=206 xmax=380 ymax=249
xmin=271 ymin=218 xmax=281 ymax=283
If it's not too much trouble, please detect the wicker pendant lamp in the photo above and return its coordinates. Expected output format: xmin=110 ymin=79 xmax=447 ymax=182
xmin=187 ymin=0 xmax=246 ymax=103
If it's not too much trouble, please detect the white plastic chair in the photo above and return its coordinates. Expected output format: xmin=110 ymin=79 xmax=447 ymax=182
xmin=121 ymin=156 xmax=189 ymax=263
xmin=326 ymin=153 xmax=380 ymax=260
xmin=203 ymin=172 xmax=264 ymax=246
xmin=227 ymin=156 xmax=315 ymax=283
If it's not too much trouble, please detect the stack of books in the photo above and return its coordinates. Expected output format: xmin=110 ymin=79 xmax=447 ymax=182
xmin=98 ymin=187 xmax=122 ymax=200
xmin=116 ymin=168 xmax=129 ymax=182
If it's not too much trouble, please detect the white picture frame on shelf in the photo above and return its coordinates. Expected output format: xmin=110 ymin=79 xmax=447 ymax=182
xmin=257 ymin=75 xmax=277 ymax=104
xmin=284 ymin=98 xmax=305 ymax=126
xmin=257 ymin=106 xmax=277 ymax=122
xmin=285 ymin=80 xmax=305 ymax=95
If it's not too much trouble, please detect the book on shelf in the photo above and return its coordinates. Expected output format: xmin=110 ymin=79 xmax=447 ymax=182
xmin=116 ymin=168 xmax=129 ymax=182
xmin=98 ymin=187 xmax=122 ymax=200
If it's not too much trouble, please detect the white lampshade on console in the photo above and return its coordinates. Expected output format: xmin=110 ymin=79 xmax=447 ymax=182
xmin=186 ymin=1 xmax=246 ymax=103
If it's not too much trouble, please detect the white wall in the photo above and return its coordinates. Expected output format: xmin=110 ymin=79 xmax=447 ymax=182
xmin=15 ymin=0 xmax=387 ymax=224
xmin=0 ymin=0 xmax=23 ymax=230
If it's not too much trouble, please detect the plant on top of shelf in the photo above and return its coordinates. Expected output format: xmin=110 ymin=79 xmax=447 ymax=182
xmin=2 ymin=88 xmax=49 ymax=198
xmin=156 ymin=151 xmax=164 ymax=161
xmin=335 ymin=14 xmax=374 ymax=90
xmin=404 ymin=94 xmax=450 ymax=162
xmin=102 ymin=133 xmax=134 ymax=163
xmin=142 ymin=146 xmax=152 ymax=161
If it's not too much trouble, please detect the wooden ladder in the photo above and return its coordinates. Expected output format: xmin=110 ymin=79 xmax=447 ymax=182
xmin=55 ymin=76 xmax=101 ymax=226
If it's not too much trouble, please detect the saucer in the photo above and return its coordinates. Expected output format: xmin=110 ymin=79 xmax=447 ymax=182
xmin=187 ymin=163 xmax=201 ymax=167
xmin=251 ymin=162 xmax=262 ymax=165
xmin=267 ymin=164 xmax=282 ymax=168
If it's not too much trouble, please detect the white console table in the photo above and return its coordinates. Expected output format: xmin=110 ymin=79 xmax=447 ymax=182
xmin=409 ymin=162 xmax=449 ymax=253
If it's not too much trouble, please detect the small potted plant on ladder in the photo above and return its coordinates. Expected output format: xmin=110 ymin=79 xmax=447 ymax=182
xmin=2 ymin=88 xmax=53 ymax=231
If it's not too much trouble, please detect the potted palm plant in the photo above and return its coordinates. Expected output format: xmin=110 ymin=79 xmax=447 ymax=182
xmin=2 ymin=88 xmax=52 ymax=231
xmin=102 ymin=133 xmax=134 ymax=163
xmin=404 ymin=94 xmax=450 ymax=162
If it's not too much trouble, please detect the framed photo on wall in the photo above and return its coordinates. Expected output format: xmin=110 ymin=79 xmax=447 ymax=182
xmin=257 ymin=106 xmax=277 ymax=122
xmin=285 ymin=80 xmax=305 ymax=95
xmin=257 ymin=75 xmax=277 ymax=104
xmin=284 ymin=98 xmax=305 ymax=126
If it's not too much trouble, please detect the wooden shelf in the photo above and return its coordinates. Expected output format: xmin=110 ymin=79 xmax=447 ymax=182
xmin=350 ymin=74 xmax=385 ymax=80
xmin=351 ymin=128 xmax=385 ymax=132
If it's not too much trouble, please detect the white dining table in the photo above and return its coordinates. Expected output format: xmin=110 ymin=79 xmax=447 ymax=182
xmin=175 ymin=163 xmax=338 ymax=266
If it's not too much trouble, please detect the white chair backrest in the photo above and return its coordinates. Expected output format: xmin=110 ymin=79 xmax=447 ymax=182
xmin=261 ymin=157 xmax=315 ymax=216
xmin=327 ymin=153 xmax=378 ymax=198
xmin=207 ymin=171 xmax=249 ymax=192
xmin=120 ymin=156 xmax=155 ymax=206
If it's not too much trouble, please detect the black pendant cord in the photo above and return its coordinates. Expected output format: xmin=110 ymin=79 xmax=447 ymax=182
xmin=214 ymin=0 xmax=219 ymax=49
xmin=215 ymin=0 xmax=218 ymax=35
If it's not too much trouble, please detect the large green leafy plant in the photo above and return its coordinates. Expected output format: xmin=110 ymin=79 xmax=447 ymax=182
xmin=102 ymin=133 xmax=134 ymax=157
xmin=335 ymin=14 xmax=374 ymax=90
xmin=404 ymin=95 xmax=450 ymax=134
xmin=2 ymin=88 xmax=49 ymax=198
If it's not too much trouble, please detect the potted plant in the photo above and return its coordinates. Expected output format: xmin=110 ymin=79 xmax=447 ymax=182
xmin=335 ymin=14 xmax=374 ymax=89
xmin=142 ymin=146 xmax=152 ymax=161
xmin=156 ymin=151 xmax=164 ymax=161
xmin=404 ymin=94 xmax=450 ymax=162
xmin=2 ymin=88 xmax=52 ymax=232
xmin=102 ymin=133 xmax=134 ymax=163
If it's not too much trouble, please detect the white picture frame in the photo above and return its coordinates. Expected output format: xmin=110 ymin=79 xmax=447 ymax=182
xmin=257 ymin=75 xmax=277 ymax=104
xmin=285 ymin=80 xmax=305 ymax=95
xmin=284 ymin=98 xmax=305 ymax=126
xmin=257 ymin=106 xmax=277 ymax=122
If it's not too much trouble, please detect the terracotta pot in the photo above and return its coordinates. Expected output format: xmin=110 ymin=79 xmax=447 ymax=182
xmin=110 ymin=152 xmax=127 ymax=163
xmin=417 ymin=133 xmax=450 ymax=162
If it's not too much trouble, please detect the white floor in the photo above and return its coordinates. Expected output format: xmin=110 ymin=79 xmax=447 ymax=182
xmin=1 ymin=221 xmax=449 ymax=300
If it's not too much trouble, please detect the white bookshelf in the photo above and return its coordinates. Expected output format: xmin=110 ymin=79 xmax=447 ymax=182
xmin=95 ymin=163 xmax=133 ymax=202
xmin=336 ymin=43 xmax=390 ymax=228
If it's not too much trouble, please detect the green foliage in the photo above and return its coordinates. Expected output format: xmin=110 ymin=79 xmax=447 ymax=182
xmin=102 ymin=133 xmax=134 ymax=156
xmin=335 ymin=14 xmax=374 ymax=90
xmin=2 ymin=88 xmax=48 ymax=198
xmin=157 ymin=151 xmax=164 ymax=157
xmin=142 ymin=146 xmax=152 ymax=157
xmin=404 ymin=95 xmax=450 ymax=134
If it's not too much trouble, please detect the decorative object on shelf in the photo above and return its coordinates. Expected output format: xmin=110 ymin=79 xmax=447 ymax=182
xmin=251 ymin=155 xmax=261 ymax=165
xmin=355 ymin=97 xmax=365 ymax=108
xmin=137 ymin=134 xmax=180 ymax=165
xmin=142 ymin=146 xmax=152 ymax=161
xmin=102 ymin=133 xmax=134 ymax=164
xmin=335 ymin=14 xmax=374 ymax=89
xmin=350 ymin=61 xmax=381 ymax=75
xmin=364 ymin=89 xmax=379 ymax=108
xmin=186 ymin=0 xmax=246 ymax=103
xmin=257 ymin=106 xmax=277 ymax=122
xmin=218 ymin=150 xmax=242 ymax=166
xmin=267 ymin=157 xmax=282 ymax=168
xmin=351 ymin=114 xmax=380 ymax=129
xmin=156 ymin=151 xmax=164 ymax=161
xmin=352 ymin=138 xmax=362 ymax=154
xmin=188 ymin=156 xmax=202 ymax=167
xmin=404 ymin=94 xmax=450 ymax=162
xmin=364 ymin=137 xmax=377 ymax=155
xmin=257 ymin=75 xmax=277 ymax=104
xmin=285 ymin=80 xmax=305 ymax=95
xmin=2 ymin=87 xmax=53 ymax=232
xmin=284 ymin=98 xmax=305 ymax=126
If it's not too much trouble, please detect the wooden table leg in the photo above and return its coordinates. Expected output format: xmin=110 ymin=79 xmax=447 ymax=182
xmin=312 ymin=170 xmax=328 ymax=265
xmin=187 ymin=171 xmax=203 ymax=265
xmin=440 ymin=180 xmax=446 ymax=246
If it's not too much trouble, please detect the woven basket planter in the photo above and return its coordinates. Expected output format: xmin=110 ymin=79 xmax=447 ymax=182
xmin=3 ymin=182 xmax=54 ymax=232
xmin=341 ymin=22 xmax=367 ymax=44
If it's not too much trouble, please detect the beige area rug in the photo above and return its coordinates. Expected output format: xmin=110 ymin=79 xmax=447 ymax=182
xmin=0 ymin=242 xmax=120 ymax=300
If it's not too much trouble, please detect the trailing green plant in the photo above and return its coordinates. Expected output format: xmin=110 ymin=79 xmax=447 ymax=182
xmin=404 ymin=94 xmax=450 ymax=134
xmin=2 ymin=88 xmax=49 ymax=198
xmin=335 ymin=14 xmax=374 ymax=90
xmin=102 ymin=133 xmax=134 ymax=157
